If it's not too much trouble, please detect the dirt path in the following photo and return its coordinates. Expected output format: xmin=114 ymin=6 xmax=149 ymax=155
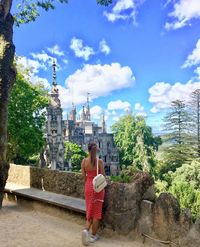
xmin=0 ymin=200 xmax=147 ymax=247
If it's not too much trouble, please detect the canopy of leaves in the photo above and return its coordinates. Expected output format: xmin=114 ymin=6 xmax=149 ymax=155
xmin=8 ymin=72 xmax=48 ymax=164
xmin=169 ymin=181 xmax=200 ymax=220
xmin=111 ymin=114 xmax=161 ymax=173
xmin=64 ymin=141 xmax=87 ymax=171
xmin=158 ymin=99 xmax=194 ymax=178
xmin=155 ymin=160 xmax=200 ymax=220
xmin=169 ymin=160 xmax=200 ymax=188
xmin=14 ymin=0 xmax=112 ymax=26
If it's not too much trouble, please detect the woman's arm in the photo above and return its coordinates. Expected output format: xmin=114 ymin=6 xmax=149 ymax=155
xmin=99 ymin=159 xmax=106 ymax=177
xmin=81 ymin=158 xmax=87 ymax=182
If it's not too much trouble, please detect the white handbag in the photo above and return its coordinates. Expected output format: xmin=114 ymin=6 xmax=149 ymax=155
xmin=92 ymin=158 xmax=107 ymax=193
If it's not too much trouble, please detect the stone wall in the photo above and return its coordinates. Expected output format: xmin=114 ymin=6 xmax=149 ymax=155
xmin=6 ymin=164 xmax=200 ymax=246
xmin=7 ymin=164 xmax=85 ymax=198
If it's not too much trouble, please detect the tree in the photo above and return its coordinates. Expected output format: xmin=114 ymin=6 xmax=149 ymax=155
xmin=0 ymin=0 xmax=112 ymax=207
xmin=190 ymin=89 xmax=200 ymax=157
xmin=168 ymin=160 xmax=200 ymax=219
xmin=64 ymin=141 xmax=87 ymax=171
xmin=160 ymin=100 xmax=192 ymax=176
xmin=163 ymin=100 xmax=189 ymax=145
xmin=8 ymin=72 xmax=48 ymax=164
xmin=111 ymin=115 xmax=160 ymax=173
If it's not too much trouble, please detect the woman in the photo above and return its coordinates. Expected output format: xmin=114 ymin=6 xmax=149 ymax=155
xmin=81 ymin=141 xmax=106 ymax=246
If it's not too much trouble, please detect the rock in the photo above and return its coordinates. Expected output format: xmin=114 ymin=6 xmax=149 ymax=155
xmin=142 ymin=185 xmax=156 ymax=202
xmin=153 ymin=192 xmax=180 ymax=241
xmin=179 ymin=208 xmax=192 ymax=237
xmin=137 ymin=200 xmax=154 ymax=235
xmin=179 ymin=225 xmax=200 ymax=247
xmin=194 ymin=216 xmax=200 ymax=232
xmin=103 ymin=173 xmax=154 ymax=234
xmin=134 ymin=172 xmax=154 ymax=195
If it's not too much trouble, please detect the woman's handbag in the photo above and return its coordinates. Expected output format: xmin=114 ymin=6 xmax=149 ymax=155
xmin=92 ymin=158 xmax=107 ymax=193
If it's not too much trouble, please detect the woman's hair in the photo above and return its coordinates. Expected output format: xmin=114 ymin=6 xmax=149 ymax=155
xmin=88 ymin=142 xmax=97 ymax=167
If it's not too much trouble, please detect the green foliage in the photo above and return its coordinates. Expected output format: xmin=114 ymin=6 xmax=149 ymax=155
xmin=110 ymin=174 xmax=131 ymax=183
xmin=169 ymin=182 xmax=200 ymax=220
xmin=96 ymin=0 xmax=112 ymax=6
xmin=163 ymin=100 xmax=189 ymax=144
xmin=14 ymin=0 xmax=112 ymax=26
xmin=111 ymin=115 xmax=160 ymax=173
xmin=111 ymin=164 xmax=140 ymax=183
xmin=155 ymin=160 xmax=200 ymax=220
xmin=156 ymin=143 xmax=192 ymax=180
xmin=8 ymin=72 xmax=48 ymax=164
xmin=155 ymin=179 xmax=168 ymax=196
xmin=64 ymin=141 xmax=87 ymax=171
xmin=14 ymin=0 xmax=68 ymax=26
xmin=169 ymin=160 xmax=200 ymax=188
xmin=159 ymin=100 xmax=194 ymax=178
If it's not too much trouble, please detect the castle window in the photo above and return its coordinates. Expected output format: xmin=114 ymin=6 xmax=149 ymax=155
xmin=98 ymin=141 xmax=101 ymax=148
xmin=52 ymin=115 xmax=57 ymax=121
xmin=104 ymin=156 xmax=107 ymax=162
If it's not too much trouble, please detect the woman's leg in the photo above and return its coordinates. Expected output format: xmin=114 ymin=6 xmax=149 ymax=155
xmin=86 ymin=219 xmax=92 ymax=231
xmin=91 ymin=218 xmax=99 ymax=235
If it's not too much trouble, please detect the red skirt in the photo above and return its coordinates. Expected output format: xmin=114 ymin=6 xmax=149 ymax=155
xmin=85 ymin=177 xmax=105 ymax=220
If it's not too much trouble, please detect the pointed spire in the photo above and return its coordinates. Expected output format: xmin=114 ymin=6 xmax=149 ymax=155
xmin=52 ymin=59 xmax=57 ymax=86
xmin=50 ymin=59 xmax=60 ymax=106
xmin=86 ymin=92 xmax=91 ymax=121
xmin=81 ymin=105 xmax=86 ymax=121
xmin=102 ymin=111 xmax=106 ymax=133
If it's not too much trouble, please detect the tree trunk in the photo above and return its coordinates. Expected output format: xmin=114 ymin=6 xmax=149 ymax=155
xmin=0 ymin=0 xmax=15 ymax=208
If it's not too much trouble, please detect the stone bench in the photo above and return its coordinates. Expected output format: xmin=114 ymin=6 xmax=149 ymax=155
xmin=4 ymin=183 xmax=86 ymax=214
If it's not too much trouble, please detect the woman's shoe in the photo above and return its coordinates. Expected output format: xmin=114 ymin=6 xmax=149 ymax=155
xmin=82 ymin=229 xmax=90 ymax=246
xmin=89 ymin=234 xmax=99 ymax=243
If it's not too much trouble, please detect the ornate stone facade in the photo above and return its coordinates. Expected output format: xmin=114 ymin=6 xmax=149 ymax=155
xmin=46 ymin=63 xmax=119 ymax=175
xmin=64 ymin=94 xmax=120 ymax=176
xmin=45 ymin=61 xmax=65 ymax=170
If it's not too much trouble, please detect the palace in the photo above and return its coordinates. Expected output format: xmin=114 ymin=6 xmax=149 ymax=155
xmin=46 ymin=62 xmax=120 ymax=175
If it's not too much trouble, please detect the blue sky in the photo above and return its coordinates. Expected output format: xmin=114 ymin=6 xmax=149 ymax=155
xmin=12 ymin=0 xmax=200 ymax=134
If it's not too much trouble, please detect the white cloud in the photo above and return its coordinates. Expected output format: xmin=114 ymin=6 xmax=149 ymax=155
xmin=30 ymin=51 xmax=63 ymax=72
xmin=134 ymin=102 xmax=144 ymax=111
xmin=17 ymin=56 xmax=45 ymax=74
xmin=16 ymin=56 xmax=51 ymax=89
xmin=134 ymin=102 xmax=146 ymax=116
xmin=107 ymin=100 xmax=131 ymax=110
xmin=165 ymin=0 xmax=200 ymax=30
xmin=99 ymin=39 xmax=111 ymax=55
xmin=149 ymin=81 xmax=200 ymax=112
xmin=111 ymin=110 xmax=117 ymax=115
xmin=182 ymin=39 xmax=200 ymax=68
xmin=195 ymin=67 xmax=200 ymax=79
xmin=62 ymin=59 xmax=68 ymax=65
xmin=90 ymin=105 xmax=103 ymax=119
xmin=70 ymin=37 xmax=95 ymax=61
xmin=31 ymin=51 xmax=54 ymax=66
xmin=47 ymin=45 xmax=64 ymax=56
xmin=61 ymin=63 xmax=135 ymax=108
xmin=56 ymin=85 xmax=71 ymax=109
xmin=112 ymin=116 xmax=120 ymax=122
xmin=103 ymin=0 xmax=144 ymax=25
xmin=29 ymin=75 xmax=51 ymax=89
xmin=150 ymin=106 xmax=158 ymax=113
xmin=136 ymin=111 xmax=147 ymax=117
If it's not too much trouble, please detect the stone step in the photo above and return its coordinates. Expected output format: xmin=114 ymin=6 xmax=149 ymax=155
xmin=4 ymin=183 xmax=86 ymax=214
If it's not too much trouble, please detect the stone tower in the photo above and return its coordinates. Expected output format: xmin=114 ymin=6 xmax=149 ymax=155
xmin=85 ymin=92 xmax=91 ymax=121
xmin=102 ymin=112 xmax=106 ymax=133
xmin=46 ymin=61 xmax=65 ymax=170
xmin=69 ymin=103 xmax=76 ymax=122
